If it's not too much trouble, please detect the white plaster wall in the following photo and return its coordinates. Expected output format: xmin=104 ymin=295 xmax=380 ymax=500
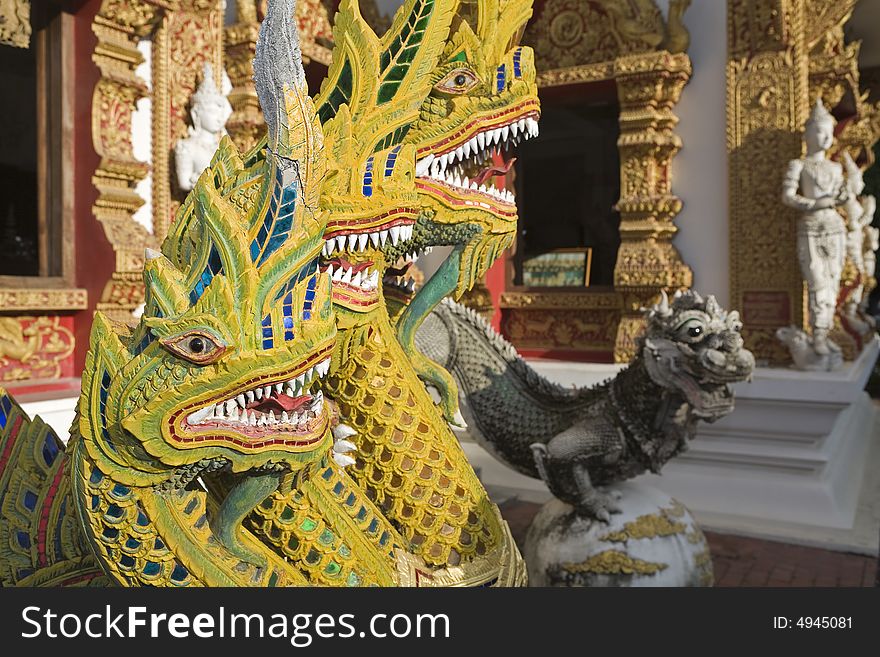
xmin=664 ymin=0 xmax=730 ymax=307
xmin=132 ymin=40 xmax=153 ymax=235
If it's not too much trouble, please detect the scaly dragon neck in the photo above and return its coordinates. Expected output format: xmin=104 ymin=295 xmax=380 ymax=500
xmin=608 ymin=356 xmax=691 ymax=473
xmin=327 ymin=297 xmax=505 ymax=571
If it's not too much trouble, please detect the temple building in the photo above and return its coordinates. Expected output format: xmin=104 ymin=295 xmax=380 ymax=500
xmin=0 ymin=0 xmax=878 ymax=583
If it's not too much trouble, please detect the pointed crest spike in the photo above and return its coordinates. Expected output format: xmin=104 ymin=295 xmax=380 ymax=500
xmin=254 ymin=0 xmax=306 ymax=151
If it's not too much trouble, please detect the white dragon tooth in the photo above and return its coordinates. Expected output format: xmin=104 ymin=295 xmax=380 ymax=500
xmin=290 ymin=412 xmax=300 ymax=424
xmin=463 ymin=141 xmax=471 ymax=159
xmin=326 ymin=264 xmax=334 ymax=278
xmin=477 ymin=132 xmax=486 ymax=150
xmin=305 ymin=367 xmax=315 ymax=383
xmin=352 ymin=270 xmax=363 ymax=287
xmin=379 ymin=229 xmax=389 ymax=246
xmin=346 ymin=234 xmax=358 ymax=251
xmin=369 ymin=232 xmax=381 ymax=248
xmin=389 ymin=225 xmax=401 ymax=245
xmin=332 ymin=423 xmax=358 ymax=440
xmin=357 ymin=233 xmax=368 ymax=251
xmin=255 ymin=387 xmax=263 ymax=400
xmin=518 ymin=118 xmax=526 ymax=133
xmin=453 ymin=174 xmax=462 ymax=188
xmin=502 ymin=125 xmax=510 ymax=142
xmin=471 ymin=182 xmax=478 ymax=191
xmin=215 ymin=404 xmax=225 ymax=418
xmin=281 ymin=411 xmax=289 ymax=423
xmin=333 ymin=235 xmax=345 ymax=252
xmin=296 ymin=372 xmax=306 ymax=387
xmin=285 ymin=384 xmax=295 ymax=397
xmin=225 ymin=399 xmax=237 ymax=414
xmin=229 ymin=405 xmax=240 ymax=421
xmin=258 ymin=415 xmax=268 ymax=427
xmin=268 ymin=411 xmax=276 ymax=423
xmin=341 ymin=267 xmax=353 ymax=284
xmin=264 ymin=385 xmax=272 ymax=398
xmin=334 ymin=453 xmax=357 ymax=468
xmin=333 ymin=439 xmax=357 ymax=454
xmin=332 ymin=267 xmax=344 ymax=282
xmin=187 ymin=406 xmax=214 ymax=425
xmin=369 ymin=270 xmax=379 ymax=288
xmin=415 ymin=154 xmax=434 ymax=177
xmin=454 ymin=145 xmax=464 ymax=162
xmin=236 ymin=394 xmax=246 ymax=407
xmin=275 ymin=382 xmax=284 ymax=394
xmin=511 ymin=122 xmax=519 ymax=138
xmin=322 ymin=242 xmax=330 ymax=257
xmin=249 ymin=412 xmax=257 ymax=426
xmin=438 ymin=153 xmax=449 ymax=170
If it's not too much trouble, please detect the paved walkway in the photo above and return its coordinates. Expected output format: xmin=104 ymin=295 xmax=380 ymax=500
xmin=499 ymin=499 xmax=878 ymax=587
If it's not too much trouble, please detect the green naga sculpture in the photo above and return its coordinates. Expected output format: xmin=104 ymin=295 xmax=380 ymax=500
xmin=383 ymin=0 xmax=541 ymax=427
xmin=0 ymin=0 xmax=535 ymax=587
xmin=0 ymin=0 xmax=405 ymax=587
xmin=231 ymin=0 xmax=529 ymax=584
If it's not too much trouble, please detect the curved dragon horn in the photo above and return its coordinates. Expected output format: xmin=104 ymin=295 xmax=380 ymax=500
xmin=655 ymin=290 xmax=672 ymax=318
xmin=253 ymin=0 xmax=306 ymax=157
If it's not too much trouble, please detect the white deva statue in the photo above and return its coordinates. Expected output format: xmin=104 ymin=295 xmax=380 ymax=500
xmin=840 ymin=151 xmax=878 ymax=335
xmin=175 ymin=63 xmax=233 ymax=192
xmin=780 ymin=100 xmax=849 ymax=367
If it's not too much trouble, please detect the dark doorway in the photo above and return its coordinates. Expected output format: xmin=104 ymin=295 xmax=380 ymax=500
xmin=513 ymin=86 xmax=621 ymax=288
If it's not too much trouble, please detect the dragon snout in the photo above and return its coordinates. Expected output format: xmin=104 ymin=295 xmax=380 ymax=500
xmin=700 ymin=343 xmax=755 ymax=380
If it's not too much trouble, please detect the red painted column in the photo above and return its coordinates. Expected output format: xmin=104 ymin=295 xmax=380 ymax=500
xmin=72 ymin=0 xmax=116 ymax=373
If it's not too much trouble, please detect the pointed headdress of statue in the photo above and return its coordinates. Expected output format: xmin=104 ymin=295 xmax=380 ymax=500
xmin=806 ymin=99 xmax=835 ymax=130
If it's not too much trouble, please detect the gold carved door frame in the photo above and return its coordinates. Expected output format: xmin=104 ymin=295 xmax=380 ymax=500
xmin=91 ymin=0 xmax=226 ymax=321
xmin=502 ymin=0 xmax=694 ymax=362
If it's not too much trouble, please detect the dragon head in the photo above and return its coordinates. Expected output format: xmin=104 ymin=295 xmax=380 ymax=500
xmin=641 ymin=291 xmax=755 ymax=422
xmin=78 ymin=0 xmax=336 ymax=489
xmin=398 ymin=0 xmax=540 ymax=297
xmin=385 ymin=0 xmax=539 ymax=426
xmin=313 ymin=0 xmax=457 ymax=314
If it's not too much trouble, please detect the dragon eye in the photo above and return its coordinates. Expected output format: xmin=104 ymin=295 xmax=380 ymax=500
xmin=675 ymin=318 xmax=707 ymax=344
xmin=434 ymin=67 xmax=479 ymax=95
xmin=160 ymin=330 xmax=226 ymax=365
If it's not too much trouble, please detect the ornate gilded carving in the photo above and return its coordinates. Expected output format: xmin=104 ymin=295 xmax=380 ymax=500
xmin=0 ymin=317 xmax=74 ymax=382
xmin=91 ymin=1 xmax=174 ymax=321
xmin=560 ymin=550 xmax=668 ymax=576
xmin=727 ymin=0 xmax=879 ymax=364
xmin=612 ymin=51 xmax=693 ymax=361
xmin=727 ymin=1 xmax=808 ymax=365
xmin=0 ymin=0 xmax=30 ymax=48
xmin=0 ymin=288 xmax=87 ymax=312
xmin=518 ymin=1 xmax=692 ymax=362
xmin=152 ymin=0 xmax=225 ymax=242
xmin=224 ymin=1 xmax=263 ymax=153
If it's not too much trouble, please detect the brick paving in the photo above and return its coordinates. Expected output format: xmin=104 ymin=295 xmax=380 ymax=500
xmin=499 ymin=499 xmax=878 ymax=587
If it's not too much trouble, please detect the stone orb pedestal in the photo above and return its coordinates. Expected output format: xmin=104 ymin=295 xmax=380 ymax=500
xmin=524 ymin=482 xmax=713 ymax=587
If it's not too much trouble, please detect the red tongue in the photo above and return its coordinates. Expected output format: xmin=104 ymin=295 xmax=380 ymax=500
xmin=473 ymin=157 xmax=517 ymax=187
xmin=249 ymin=394 xmax=311 ymax=414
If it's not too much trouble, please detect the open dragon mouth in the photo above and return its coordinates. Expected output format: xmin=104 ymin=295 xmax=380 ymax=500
xmin=178 ymin=355 xmax=332 ymax=445
xmin=382 ymin=248 xmax=432 ymax=297
xmin=323 ymin=258 xmax=380 ymax=293
xmin=415 ymin=109 xmax=539 ymax=209
xmin=322 ymin=220 xmax=415 ymax=257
